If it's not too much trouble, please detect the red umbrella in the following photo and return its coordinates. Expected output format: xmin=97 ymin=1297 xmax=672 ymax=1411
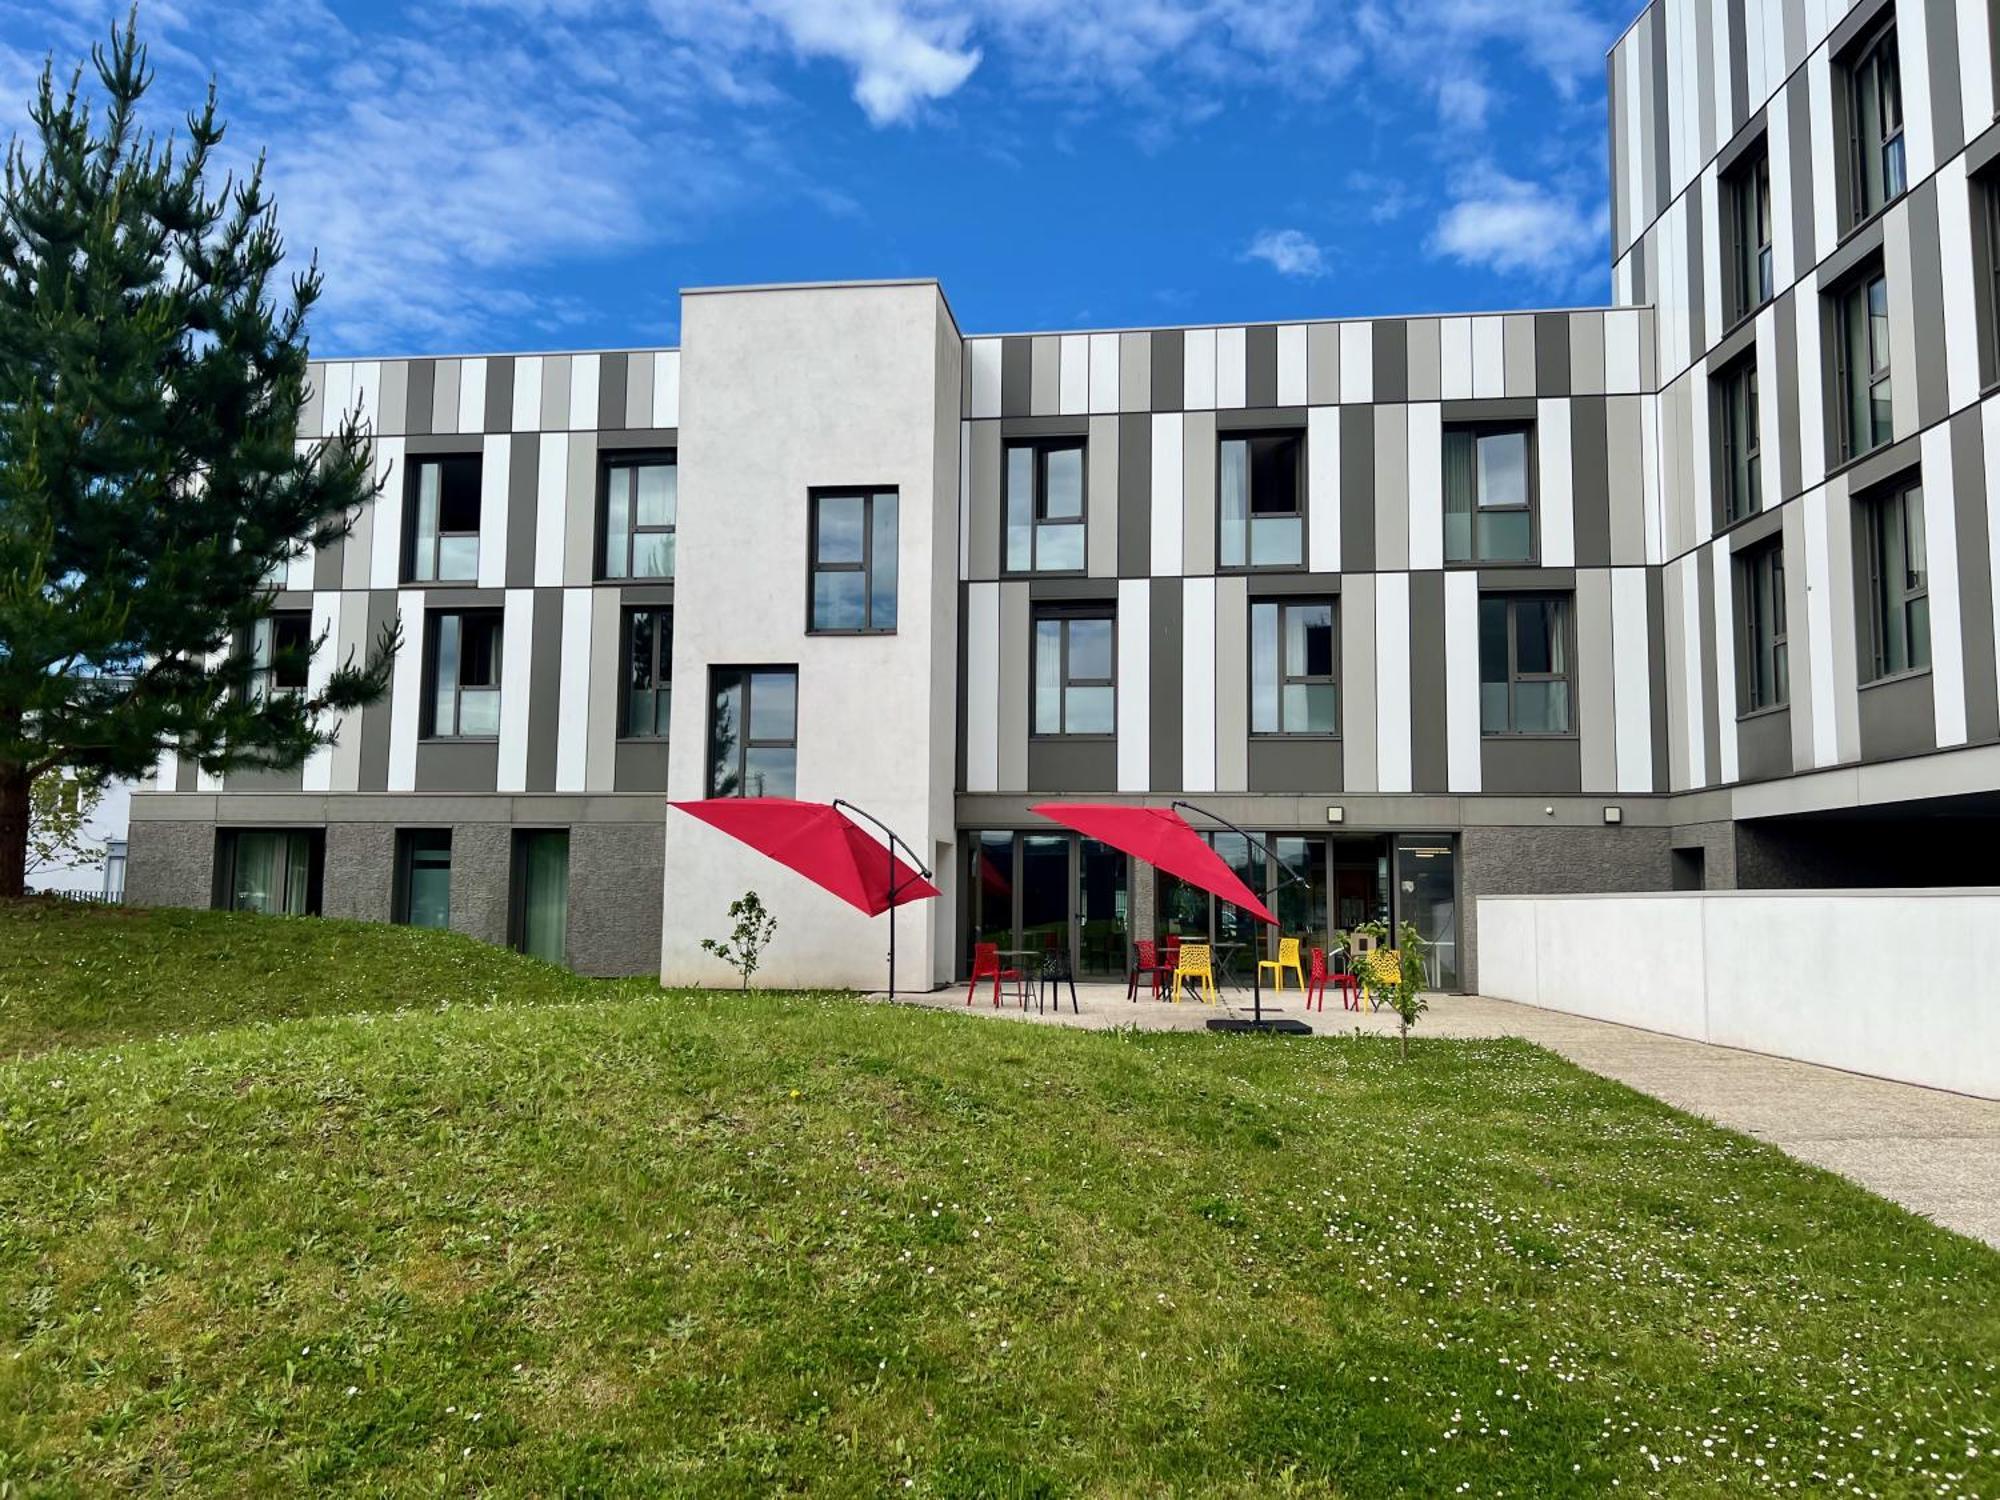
xmin=670 ymin=798 xmax=938 ymax=916
xmin=1030 ymin=802 xmax=1276 ymax=924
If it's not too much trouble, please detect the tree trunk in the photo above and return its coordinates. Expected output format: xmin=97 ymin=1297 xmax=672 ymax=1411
xmin=0 ymin=765 xmax=29 ymax=900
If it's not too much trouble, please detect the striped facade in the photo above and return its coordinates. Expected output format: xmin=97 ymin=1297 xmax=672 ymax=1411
xmin=125 ymin=0 xmax=2000 ymax=989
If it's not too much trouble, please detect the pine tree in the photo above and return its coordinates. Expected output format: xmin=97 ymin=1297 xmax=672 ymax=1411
xmin=0 ymin=13 xmax=396 ymax=897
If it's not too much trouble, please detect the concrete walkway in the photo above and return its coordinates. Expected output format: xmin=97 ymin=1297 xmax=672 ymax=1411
xmin=884 ymin=980 xmax=2000 ymax=1249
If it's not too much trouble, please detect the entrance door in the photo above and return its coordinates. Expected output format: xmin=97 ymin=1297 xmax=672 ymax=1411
xmin=1393 ymin=836 xmax=1459 ymax=990
xmin=963 ymin=831 xmax=1129 ymax=978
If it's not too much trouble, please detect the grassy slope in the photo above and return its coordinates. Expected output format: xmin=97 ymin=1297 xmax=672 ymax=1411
xmin=0 ymin=906 xmax=1996 ymax=1496
xmin=0 ymin=900 xmax=596 ymax=1058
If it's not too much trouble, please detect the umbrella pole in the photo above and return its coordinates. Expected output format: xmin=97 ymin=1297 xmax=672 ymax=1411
xmin=832 ymin=799 xmax=931 ymax=1002
xmin=888 ymin=841 xmax=897 ymax=1001
xmin=1171 ymin=800 xmax=1314 ymax=1036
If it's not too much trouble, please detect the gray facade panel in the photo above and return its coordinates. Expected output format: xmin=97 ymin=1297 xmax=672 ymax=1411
xmin=614 ymin=739 xmax=671 ymax=793
xmin=526 ymin=588 xmax=564 ymax=793
xmin=1926 ymin=0 xmax=1966 ymax=161
xmin=1857 ymin=672 xmax=1938 ymax=761
xmin=1576 ymin=568 xmax=1618 ymax=791
xmin=998 ymin=582 xmax=1029 ymax=790
xmin=1953 ymin=408 xmax=2000 ymax=741
xmin=1480 ymin=736 xmax=1583 ymax=794
xmin=1372 ymin=405 xmax=1408 ymax=572
xmin=485 ymin=356 xmax=515 ymax=434
xmin=1027 ymin=738 xmax=1117 ymax=792
xmin=1906 ymin=183 xmax=1951 ymax=426
xmin=1182 ymin=411 xmax=1217 ymax=576
xmin=1534 ymin=312 xmax=1571 ymax=397
xmin=968 ymin=421 xmax=1002 ymax=581
xmin=1087 ymin=414 xmax=1120 ymax=578
xmin=404 ymin=360 xmax=435 ymax=437
xmin=377 ymin=359 xmax=408 ymax=437
xmin=1245 ymin=324 xmax=1278 ymax=409
xmin=1120 ymin=330 xmax=1152 ymax=413
xmin=1406 ymin=318 xmax=1441 ymax=401
xmin=597 ymin=352 xmax=629 ymax=432
xmin=358 ymin=591 xmax=399 ymax=792
xmin=1030 ymin=335 xmax=1060 ymax=416
xmin=1117 ymin=413 xmax=1153 ymax=578
xmin=1570 ymin=396 xmax=1612 ymax=567
xmin=1306 ymin=323 xmax=1339 ymax=405
xmin=1340 ymin=406 xmax=1376 ymax=573
xmin=1150 ymin=331 xmax=1183 ymax=414
xmin=1246 ymin=737 xmax=1342 ymax=793
xmin=1737 ymin=708 xmax=1793 ymax=782
xmin=1001 ymin=337 xmax=1031 ymax=417
xmin=416 ymin=740 xmax=500 ymax=793
xmin=1372 ymin=319 xmax=1408 ymax=404
xmin=1697 ymin=545 xmax=1721 ymax=787
xmin=507 ymin=433 xmax=540 ymax=586
xmin=324 ymin=822 xmax=395 ymax=921
xmin=1646 ymin=563 xmax=1670 ymax=792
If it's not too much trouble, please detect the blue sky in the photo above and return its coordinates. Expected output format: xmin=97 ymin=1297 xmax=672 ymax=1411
xmin=4 ymin=0 xmax=1634 ymax=358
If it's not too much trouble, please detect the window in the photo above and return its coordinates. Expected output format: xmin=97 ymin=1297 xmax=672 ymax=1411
xmin=1980 ymin=174 xmax=2000 ymax=389
xmin=1478 ymin=594 xmax=1573 ymax=734
xmin=513 ymin=830 xmax=569 ymax=964
xmin=1844 ymin=18 xmax=1906 ymax=224
xmin=624 ymin=607 xmax=672 ymax=738
xmin=1862 ymin=479 xmax=1930 ymax=679
xmin=1032 ymin=610 xmax=1115 ymax=736
xmin=809 ymin=489 xmax=899 ymax=631
xmin=426 ymin=612 xmax=502 ymax=739
xmin=248 ymin=611 xmax=311 ymax=702
xmin=601 ymin=453 xmax=676 ymax=579
xmin=1219 ymin=433 xmax=1304 ymax=568
xmin=708 ymin=667 xmax=798 ymax=797
xmin=1005 ymin=441 xmax=1086 ymax=573
xmin=1444 ymin=426 xmax=1534 ymax=563
xmin=1718 ymin=356 xmax=1762 ymax=524
xmin=1740 ymin=542 xmax=1790 ymax=711
xmin=218 ymin=829 xmax=320 ymax=916
xmin=1833 ymin=270 xmax=1893 ymax=462
xmin=1725 ymin=145 xmax=1774 ymax=322
xmin=406 ymin=454 xmax=481 ymax=582
xmin=1250 ymin=599 xmax=1338 ymax=735
xmin=396 ymin=830 xmax=452 ymax=929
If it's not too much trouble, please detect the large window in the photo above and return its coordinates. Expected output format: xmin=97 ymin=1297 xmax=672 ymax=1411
xmin=624 ymin=607 xmax=672 ymax=738
xmin=1250 ymin=599 xmax=1338 ymax=735
xmin=1006 ymin=440 xmax=1086 ymax=573
xmin=601 ymin=453 xmax=676 ymax=580
xmin=1718 ymin=356 xmax=1762 ymax=525
xmin=248 ymin=611 xmax=310 ymax=702
xmin=1982 ymin=173 xmax=2000 ymax=389
xmin=1844 ymin=17 xmax=1906 ymax=225
xmin=1834 ymin=269 xmax=1893 ymax=463
xmin=1740 ymin=542 xmax=1789 ymax=711
xmin=1032 ymin=610 xmax=1115 ymax=736
xmin=1479 ymin=594 xmax=1573 ymax=735
xmin=218 ymin=829 xmax=320 ymax=916
xmin=512 ymin=830 xmax=569 ymax=964
xmin=1725 ymin=144 xmax=1774 ymax=323
xmin=1219 ymin=433 xmax=1304 ymax=568
xmin=1862 ymin=479 xmax=1930 ymax=680
xmin=426 ymin=612 xmax=502 ymax=739
xmin=396 ymin=830 xmax=452 ymax=929
xmin=708 ymin=667 xmax=798 ymax=797
xmin=406 ymin=454 xmax=481 ymax=582
xmin=809 ymin=489 xmax=898 ymax=632
xmin=1444 ymin=426 xmax=1534 ymax=563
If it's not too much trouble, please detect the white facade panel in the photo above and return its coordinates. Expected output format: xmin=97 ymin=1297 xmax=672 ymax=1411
xmin=498 ymin=588 xmax=535 ymax=793
xmin=1937 ymin=157 xmax=1983 ymax=414
xmin=300 ymin=591 xmax=342 ymax=793
xmin=1276 ymin=324 xmax=1308 ymax=406
xmin=1444 ymin=570 xmax=1481 ymax=792
xmin=1923 ymin=425 xmax=1969 ymax=747
xmin=1710 ymin=539 xmax=1739 ymax=785
xmin=368 ymin=436 xmax=405 ymax=589
xmin=1406 ymin=403 xmax=1443 ymax=570
xmin=1089 ymin=332 xmax=1121 ymax=414
xmin=1537 ymin=398 xmax=1575 ymax=568
xmin=1679 ymin=557 xmax=1706 ymax=788
xmin=512 ymin=355 xmax=543 ymax=433
xmin=1059 ymin=333 xmax=1089 ymax=415
xmin=387 ymin=592 xmax=425 ymax=793
xmin=568 ymin=353 xmax=600 ymax=432
xmin=1439 ymin=317 xmax=1473 ymax=400
xmin=1611 ymin=567 xmax=1654 ymax=792
xmin=968 ymin=339 xmax=1002 ymax=419
xmin=1339 ymin=322 xmax=1373 ymax=404
xmin=1183 ymin=328 xmax=1217 ymax=410
xmin=1374 ymin=573 xmax=1412 ymax=794
xmin=965 ymin=582 xmax=1000 ymax=793
xmin=1181 ymin=578 xmax=1217 ymax=793
xmin=1215 ymin=325 xmax=1247 ymax=409
xmin=1150 ymin=414 xmax=1185 ymax=578
xmin=1803 ymin=486 xmax=1840 ymax=767
xmin=535 ymin=433 xmax=569 ymax=586
xmin=1471 ymin=317 xmax=1504 ymax=398
xmin=1307 ymin=406 xmax=1341 ymax=573
xmin=652 ymin=351 xmax=681 ymax=428
xmin=555 ymin=589 xmax=592 ymax=793
xmin=477 ymin=434 xmax=511 ymax=589
xmin=457 ymin=357 xmax=487 ymax=435
xmin=1117 ymin=579 xmax=1151 ymax=793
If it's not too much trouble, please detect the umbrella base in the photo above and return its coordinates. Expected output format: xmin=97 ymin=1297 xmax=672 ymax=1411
xmin=1206 ymin=1017 xmax=1314 ymax=1035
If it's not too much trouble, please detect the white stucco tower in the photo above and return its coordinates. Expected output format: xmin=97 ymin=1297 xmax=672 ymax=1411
xmin=661 ymin=280 xmax=964 ymax=989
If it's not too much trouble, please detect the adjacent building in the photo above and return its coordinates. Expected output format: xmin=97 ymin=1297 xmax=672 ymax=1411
xmin=125 ymin=0 xmax=2000 ymax=990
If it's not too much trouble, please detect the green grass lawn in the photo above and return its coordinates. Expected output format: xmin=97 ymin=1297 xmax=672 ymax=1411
xmin=1 ymin=902 xmax=1996 ymax=1495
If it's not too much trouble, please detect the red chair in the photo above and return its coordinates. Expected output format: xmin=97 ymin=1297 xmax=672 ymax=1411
xmin=967 ymin=942 xmax=1023 ymax=1009
xmin=1305 ymin=947 xmax=1363 ymax=1013
xmin=1128 ymin=939 xmax=1172 ymax=1001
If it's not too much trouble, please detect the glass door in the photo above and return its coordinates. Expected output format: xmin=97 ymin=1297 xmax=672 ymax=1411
xmin=1076 ymin=838 xmax=1129 ymax=977
xmin=1393 ymin=836 xmax=1459 ymax=990
xmin=515 ymin=830 xmax=570 ymax=964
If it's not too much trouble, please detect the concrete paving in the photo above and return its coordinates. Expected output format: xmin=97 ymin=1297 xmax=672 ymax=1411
xmin=881 ymin=978 xmax=2000 ymax=1250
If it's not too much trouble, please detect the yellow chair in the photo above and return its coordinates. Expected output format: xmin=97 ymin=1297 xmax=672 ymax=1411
xmin=1171 ymin=942 xmax=1217 ymax=1005
xmin=1257 ymin=936 xmax=1305 ymax=993
xmin=1359 ymin=948 xmax=1402 ymax=1011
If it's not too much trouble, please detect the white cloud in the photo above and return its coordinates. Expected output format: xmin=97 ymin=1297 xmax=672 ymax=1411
xmin=1243 ymin=227 xmax=1328 ymax=279
xmin=757 ymin=0 xmax=980 ymax=124
xmin=1428 ymin=168 xmax=1606 ymax=283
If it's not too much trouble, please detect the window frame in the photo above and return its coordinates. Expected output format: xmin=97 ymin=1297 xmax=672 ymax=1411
xmin=248 ymin=610 xmax=312 ymax=703
xmin=1249 ymin=597 xmax=1341 ymax=738
xmin=1979 ymin=170 xmax=2000 ymax=392
xmin=1443 ymin=422 xmax=1538 ymax=565
xmin=1738 ymin=540 xmax=1790 ymax=714
xmin=1831 ymin=265 xmax=1893 ymax=465
xmin=404 ymin=453 xmax=482 ymax=584
xmin=1217 ymin=430 xmax=1307 ymax=571
xmin=1003 ymin=438 xmax=1089 ymax=575
xmin=1724 ymin=141 xmax=1775 ymax=326
xmin=1861 ymin=477 xmax=1931 ymax=682
xmin=1030 ymin=607 xmax=1118 ymax=739
xmin=621 ymin=606 xmax=673 ymax=739
xmin=597 ymin=450 xmax=678 ymax=581
xmin=394 ymin=828 xmax=453 ymax=929
xmin=423 ymin=609 xmax=504 ymax=741
xmin=808 ymin=487 xmax=899 ymax=634
xmin=1843 ymin=16 xmax=1906 ymax=229
xmin=706 ymin=665 xmax=800 ymax=798
xmin=1716 ymin=354 xmax=1763 ymax=527
xmin=1478 ymin=592 xmax=1576 ymax=738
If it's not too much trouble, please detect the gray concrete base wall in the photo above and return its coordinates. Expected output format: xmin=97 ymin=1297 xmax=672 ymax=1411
xmin=125 ymin=820 xmax=215 ymax=910
xmin=451 ymin=823 xmax=514 ymax=949
xmin=1668 ymin=820 xmax=1738 ymax=889
xmin=1458 ymin=825 xmax=1672 ymax=992
xmin=324 ymin=824 xmax=395 ymax=921
xmin=570 ymin=821 xmax=665 ymax=977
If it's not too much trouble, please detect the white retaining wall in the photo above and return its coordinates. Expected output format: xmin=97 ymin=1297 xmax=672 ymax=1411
xmin=1477 ymin=890 xmax=2000 ymax=1100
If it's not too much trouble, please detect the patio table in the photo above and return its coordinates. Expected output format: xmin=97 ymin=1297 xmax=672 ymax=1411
xmin=995 ymin=949 xmax=1040 ymax=1009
